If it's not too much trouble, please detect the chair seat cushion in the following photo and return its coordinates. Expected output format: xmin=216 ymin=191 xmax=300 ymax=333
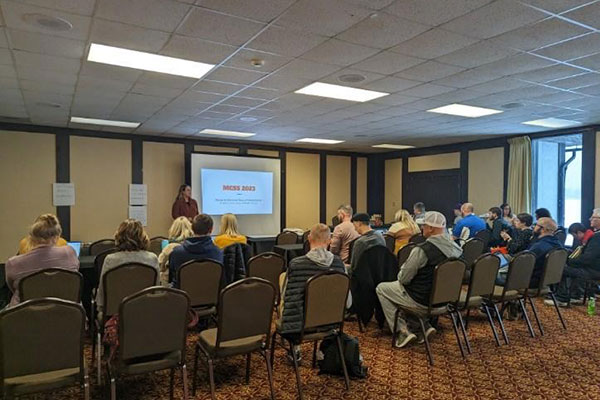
xmin=492 ymin=286 xmax=520 ymax=300
xmin=116 ymin=351 xmax=181 ymax=375
xmin=193 ymin=306 xmax=217 ymax=318
xmin=458 ymin=291 xmax=483 ymax=308
xmin=199 ymin=328 xmax=263 ymax=357
xmin=4 ymin=367 xmax=81 ymax=396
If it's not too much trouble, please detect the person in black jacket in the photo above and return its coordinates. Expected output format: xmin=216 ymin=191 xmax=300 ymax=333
xmin=548 ymin=209 xmax=600 ymax=306
xmin=500 ymin=213 xmax=534 ymax=255
xmin=487 ymin=207 xmax=512 ymax=248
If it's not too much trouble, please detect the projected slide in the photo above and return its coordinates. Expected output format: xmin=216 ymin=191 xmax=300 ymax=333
xmin=201 ymin=169 xmax=273 ymax=215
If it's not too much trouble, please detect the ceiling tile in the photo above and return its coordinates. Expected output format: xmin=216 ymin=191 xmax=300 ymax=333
xmin=18 ymin=0 xmax=96 ymax=16
xmin=395 ymin=61 xmax=465 ymax=82
xmin=254 ymin=73 xmax=311 ymax=92
xmin=320 ymin=67 xmax=385 ymax=87
xmin=195 ymin=0 xmax=296 ymax=23
xmin=224 ymin=49 xmax=292 ymax=73
xmin=222 ymin=96 xmax=268 ymax=108
xmin=430 ymin=88 xmax=484 ymax=103
xmin=276 ymin=59 xmax=340 ymax=80
xmin=467 ymin=77 xmax=532 ymax=94
xmin=247 ymin=25 xmax=328 ymax=57
xmin=473 ymin=53 xmax=556 ymax=76
xmin=96 ymin=0 xmax=190 ymax=32
xmin=13 ymin=50 xmax=81 ymax=74
xmin=0 ymin=76 xmax=20 ymax=90
xmin=436 ymin=40 xmax=517 ymax=68
xmin=0 ymin=47 xmax=10 ymax=63
xmin=206 ymin=66 xmax=267 ymax=85
xmin=399 ymin=83 xmax=455 ymax=98
xmin=176 ymin=91 xmax=225 ymax=104
xmin=520 ymin=0 xmax=593 ymax=14
xmin=194 ymin=80 xmax=245 ymax=95
xmin=8 ymin=29 xmax=84 ymax=59
xmin=352 ymin=51 xmax=424 ymax=75
xmin=160 ymin=35 xmax=236 ymax=64
xmin=370 ymin=92 xmax=421 ymax=106
xmin=76 ymin=75 xmax=135 ymax=93
xmin=79 ymin=61 xmax=143 ymax=81
xmin=389 ymin=28 xmax=478 ymax=60
xmin=432 ymin=68 xmax=504 ymax=88
xmin=130 ymin=83 xmax=186 ymax=98
xmin=362 ymin=76 xmax=421 ymax=92
xmin=90 ymin=19 xmax=171 ymax=53
xmin=533 ymin=33 xmax=600 ymax=61
xmin=136 ymin=72 xmax=197 ymax=89
xmin=562 ymin=2 xmax=600 ymax=29
xmin=20 ymin=79 xmax=75 ymax=95
xmin=573 ymin=83 xmax=600 ymax=96
xmin=440 ymin=0 xmax=546 ymax=39
xmin=510 ymin=64 xmax=589 ymax=82
xmin=385 ymin=0 xmax=493 ymax=25
xmin=546 ymin=72 xmax=600 ymax=89
xmin=300 ymin=38 xmax=379 ymax=67
xmin=343 ymin=0 xmax=395 ymax=10
xmin=177 ymin=7 xmax=266 ymax=46
xmin=336 ymin=12 xmax=430 ymax=49
xmin=0 ymin=64 xmax=17 ymax=79
xmin=0 ymin=29 xmax=7 ymax=48
xmin=237 ymin=86 xmax=281 ymax=100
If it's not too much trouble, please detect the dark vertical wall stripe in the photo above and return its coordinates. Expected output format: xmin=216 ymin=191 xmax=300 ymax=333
xmin=401 ymin=156 xmax=409 ymax=211
xmin=503 ymin=143 xmax=510 ymax=203
xmin=320 ymin=154 xmax=327 ymax=223
xmin=132 ymin=138 xmax=143 ymax=184
xmin=55 ymin=133 xmax=70 ymax=240
xmin=279 ymin=150 xmax=286 ymax=230
xmin=350 ymin=156 xmax=357 ymax=213
xmin=460 ymin=150 xmax=469 ymax=203
xmin=367 ymin=155 xmax=385 ymax=215
xmin=582 ymin=130 xmax=596 ymax=222
xmin=184 ymin=142 xmax=193 ymax=185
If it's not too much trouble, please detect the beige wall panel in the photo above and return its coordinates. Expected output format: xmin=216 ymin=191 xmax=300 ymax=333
xmin=356 ymin=157 xmax=367 ymax=213
xmin=408 ymin=152 xmax=460 ymax=172
xmin=0 ymin=131 xmax=55 ymax=262
xmin=286 ymin=152 xmax=320 ymax=230
xmin=326 ymin=156 xmax=351 ymax=221
xmin=385 ymin=158 xmax=403 ymax=223
xmin=596 ymin=132 xmax=600 ymax=206
xmin=71 ymin=136 xmax=131 ymax=242
xmin=194 ymin=145 xmax=238 ymax=154
xmin=247 ymin=149 xmax=279 ymax=158
xmin=143 ymin=142 xmax=184 ymax=237
xmin=468 ymin=147 xmax=504 ymax=214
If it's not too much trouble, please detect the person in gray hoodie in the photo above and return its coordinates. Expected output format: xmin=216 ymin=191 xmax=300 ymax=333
xmin=376 ymin=211 xmax=463 ymax=348
xmin=279 ymin=223 xmax=346 ymax=336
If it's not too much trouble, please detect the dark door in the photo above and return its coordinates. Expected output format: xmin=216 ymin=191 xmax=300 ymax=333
xmin=402 ymin=169 xmax=462 ymax=225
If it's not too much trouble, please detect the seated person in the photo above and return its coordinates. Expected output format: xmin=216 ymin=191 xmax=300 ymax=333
xmin=376 ymin=212 xmax=462 ymax=348
xmin=371 ymin=214 xmax=384 ymax=228
xmin=501 ymin=203 xmax=515 ymax=225
xmin=169 ymin=214 xmax=223 ymax=286
xmin=158 ymin=217 xmax=193 ymax=285
xmin=534 ymin=208 xmax=552 ymax=220
xmin=278 ymin=223 xmax=345 ymax=336
xmin=500 ymin=213 xmax=534 ymax=255
xmin=18 ymin=234 xmax=68 ymax=255
xmin=487 ymin=207 xmax=513 ymax=247
xmin=330 ymin=205 xmax=360 ymax=266
xmin=452 ymin=203 xmax=463 ymax=227
xmin=568 ymin=222 xmax=594 ymax=248
xmin=413 ymin=202 xmax=426 ymax=225
xmin=452 ymin=203 xmax=486 ymax=241
xmin=5 ymin=214 xmax=79 ymax=307
xmin=349 ymin=213 xmax=385 ymax=275
xmin=550 ymin=209 xmax=600 ymax=307
xmin=96 ymin=219 xmax=159 ymax=317
xmin=388 ymin=209 xmax=421 ymax=254
xmin=213 ymin=213 xmax=247 ymax=249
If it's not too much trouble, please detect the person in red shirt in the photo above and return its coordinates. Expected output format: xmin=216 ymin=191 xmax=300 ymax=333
xmin=171 ymin=184 xmax=199 ymax=220
xmin=568 ymin=223 xmax=594 ymax=247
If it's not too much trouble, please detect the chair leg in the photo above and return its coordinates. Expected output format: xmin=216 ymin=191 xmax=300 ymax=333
xmin=245 ymin=354 xmax=251 ymax=385
xmin=270 ymin=331 xmax=277 ymax=367
xmin=263 ymin=350 xmax=276 ymax=400
xmin=289 ymin=341 xmax=303 ymax=400
xmin=456 ymin=310 xmax=472 ymax=355
xmin=83 ymin=370 xmax=90 ymax=400
xmin=483 ymin=305 xmax=501 ymax=347
xmin=169 ymin=368 xmax=175 ymax=400
xmin=96 ymin=331 xmax=102 ymax=385
xmin=335 ymin=334 xmax=350 ymax=390
xmin=357 ymin=317 xmax=364 ymax=333
xmin=192 ymin=345 xmax=200 ymax=396
xmin=464 ymin=308 xmax=471 ymax=329
xmin=312 ymin=341 xmax=318 ymax=369
xmin=518 ymin=299 xmax=535 ymax=338
xmin=207 ymin=358 xmax=216 ymax=400
xmin=527 ymin=296 xmax=544 ymax=336
xmin=418 ymin=317 xmax=435 ymax=366
xmin=391 ymin=307 xmax=399 ymax=348
xmin=492 ymin=302 xmax=509 ymax=345
xmin=448 ymin=313 xmax=465 ymax=360
xmin=550 ymin=292 xmax=567 ymax=329
xmin=182 ymin=364 xmax=189 ymax=400
xmin=110 ymin=376 xmax=116 ymax=400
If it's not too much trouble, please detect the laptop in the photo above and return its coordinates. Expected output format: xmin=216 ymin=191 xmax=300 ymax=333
xmin=67 ymin=242 xmax=81 ymax=257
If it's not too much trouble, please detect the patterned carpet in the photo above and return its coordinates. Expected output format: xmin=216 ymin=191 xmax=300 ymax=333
xmin=52 ymin=299 xmax=600 ymax=400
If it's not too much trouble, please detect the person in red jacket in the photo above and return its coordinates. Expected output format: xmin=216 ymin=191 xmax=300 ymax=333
xmin=171 ymin=184 xmax=199 ymax=220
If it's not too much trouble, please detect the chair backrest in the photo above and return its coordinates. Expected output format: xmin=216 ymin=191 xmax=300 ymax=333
xmin=503 ymin=251 xmax=536 ymax=294
xmin=247 ymin=252 xmax=285 ymax=299
xmin=462 ymin=238 xmax=485 ymax=268
xmin=347 ymin=237 xmax=358 ymax=263
xmin=302 ymin=231 xmax=310 ymax=243
xmin=383 ymin=234 xmax=395 ymax=253
xmin=459 ymin=227 xmax=471 ymax=243
xmin=409 ymin=234 xmax=426 ymax=244
xmin=540 ymin=248 xmax=568 ymax=288
xmin=429 ymin=259 xmax=466 ymax=308
xmin=89 ymin=239 xmax=116 ymax=256
xmin=216 ymin=278 xmax=275 ymax=346
xmin=0 ymin=298 xmax=84 ymax=380
xmin=19 ymin=268 xmax=83 ymax=303
xmin=465 ymin=254 xmax=500 ymax=301
xmin=554 ymin=229 xmax=567 ymax=245
xmin=474 ymin=229 xmax=490 ymax=248
xmin=103 ymin=263 xmax=157 ymax=317
xmin=94 ymin=247 xmax=119 ymax=281
xmin=303 ymin=271 xmax=349 ymax=333
xmin=149 ymin=236 xmax=168 ymax=256
xmin=177 ymin=259 xmax=222 ymax=308
xmin=276 ymin=231 xmax=299 ymax=245
xmin=119 ymin=287 xmax=189 ymax=362
xmin=397 ymin=243 xmax=416 ymax=268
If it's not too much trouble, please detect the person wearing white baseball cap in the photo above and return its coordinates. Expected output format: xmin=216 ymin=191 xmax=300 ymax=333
xmin=376 ymin=211 xmax=463 ymax=348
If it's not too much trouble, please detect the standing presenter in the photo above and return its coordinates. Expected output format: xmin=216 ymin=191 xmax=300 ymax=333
xmin=171 ymin=184 xmax=199 ymax=220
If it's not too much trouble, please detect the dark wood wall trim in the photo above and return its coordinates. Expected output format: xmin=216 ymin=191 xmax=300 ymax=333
xmin=279 ymin=150 xmax=286 ymax=229
xmin=350 ymin=156 xmax=357 ymax=213
xmin=55 ymin=133 xmax=70 ymax=241
xmin=184 ymin=142 xmax=193 ymax=185
xmin=320 ymin=153 xmax=327 ymax=223
xmin=460 ymin=150 xmax=469 ymax=203
xmin=582 ymin=130 xmax=596 ymax=222
xmin=503 ymin=142 xmax=510 ymax=203
xmin=132 ymin=137 xmax=143 ymax=184
xmin=367 ymin=155 xmax=385 ymax=215
xmin=401 ymin=157 xmax=409 ymax=211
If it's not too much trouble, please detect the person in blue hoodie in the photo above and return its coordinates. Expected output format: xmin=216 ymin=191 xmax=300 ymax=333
xmin=168 ymin=213 xmax=223 ymax=287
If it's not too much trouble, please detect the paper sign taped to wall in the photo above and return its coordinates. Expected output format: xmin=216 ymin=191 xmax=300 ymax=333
xmin=129 ymin=206 xmax=147 ymax=226
xmin=129 ymin=184 xmax=147 ymax=205
xmin=53 ymin=183 xmax=75 ymax=206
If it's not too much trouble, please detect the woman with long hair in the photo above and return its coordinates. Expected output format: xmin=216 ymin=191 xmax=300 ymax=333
xmin=158 ymin=217 xmax=194 ymax=285
xmin=171 ymin=184 xmax=199 ymax=220
xmin=213 ymin=213 xmax=247 ymax=249
xmin=387 ymin=209 xmax=421 ymax=254
xmin=500 ymin=203 xmax=515 ymax=224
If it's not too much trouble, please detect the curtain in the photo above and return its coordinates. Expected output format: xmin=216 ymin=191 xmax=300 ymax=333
xmin=507 ymin=136 xmax=532 ymax=214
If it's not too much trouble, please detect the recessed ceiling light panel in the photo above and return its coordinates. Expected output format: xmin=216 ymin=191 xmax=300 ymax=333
xmin=427 ymin=103 xmax=503 ymax=118
xmin=199 ymin=129 xmax=255 ymax=138
xmin=295 ymin=82 xmax=388 ymax=102
xmin=296 ymin=138 xmax=345 ymax=144
xmin=87 ymin=43 xmax=215 ymax=79
xmin=70 ymin=116 xmax=140 ymax=128
xmin=372 ymin=144 xmax=415 ymax=149
xmin=522 ymin=118 xmax=581 ymax=128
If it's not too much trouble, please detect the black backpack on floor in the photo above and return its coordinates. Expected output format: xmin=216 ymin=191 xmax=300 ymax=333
xmin=318 ymin=333 xmax=367 ymax=379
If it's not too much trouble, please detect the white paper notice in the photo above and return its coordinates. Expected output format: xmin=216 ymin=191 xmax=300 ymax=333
xmin=129 ymin=206 xmax=147 ymax=226
xmin=129 ymin=184 xmax=147 ymax=205
xmin=53 ymin=183 xmax=75 ymax=206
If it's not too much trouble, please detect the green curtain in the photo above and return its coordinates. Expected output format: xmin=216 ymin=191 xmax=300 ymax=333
xmin=507 ymin=136 xmax=532 ymax=214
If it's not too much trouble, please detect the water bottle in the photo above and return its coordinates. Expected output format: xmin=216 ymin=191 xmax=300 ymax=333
xmin=587 ymin=297 xmax=596 ymax=316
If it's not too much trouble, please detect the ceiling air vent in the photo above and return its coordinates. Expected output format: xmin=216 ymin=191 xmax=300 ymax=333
xmin=338 ymin=74 xmax=366 ymax=83
xmin=22 ymin=13 xmax=73 ymax=32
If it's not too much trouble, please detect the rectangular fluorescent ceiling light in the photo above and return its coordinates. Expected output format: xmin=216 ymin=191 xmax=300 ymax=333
xmin=199 ymin=129 xmax=255 ymax=138
xmin=295 ymin=82 xmax=388 ymax=102
xmin=372 ymin=144 xmax=415 ymax=149
xmin=296 ymin=138 xmax=345 ymax=144
xmin=427 ymin=103 xmax=503 ymax=118
xmin=70 ymin=116 xmax=140 ymax=128
xmin=522 ymin=118 xmax=582 ymax=128
xmin=87 ymin=43 xmax=214 ymax=79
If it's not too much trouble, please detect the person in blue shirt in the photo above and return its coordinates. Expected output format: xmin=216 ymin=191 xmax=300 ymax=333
xmin=452 ymin=203 xmax=486 ymax=241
